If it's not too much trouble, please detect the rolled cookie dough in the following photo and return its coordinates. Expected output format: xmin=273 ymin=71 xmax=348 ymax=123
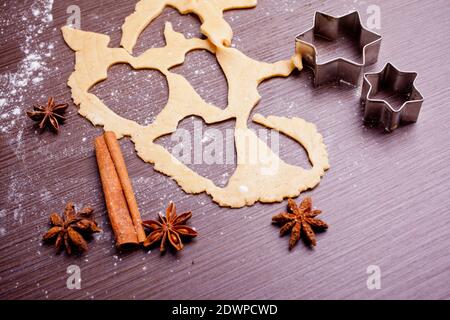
xmin=62 ymin=0 xmax=329 ymax=208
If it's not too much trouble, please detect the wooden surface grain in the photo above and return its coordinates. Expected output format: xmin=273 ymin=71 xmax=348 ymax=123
xmin=1 ymin=0 xmax=450 ymax=300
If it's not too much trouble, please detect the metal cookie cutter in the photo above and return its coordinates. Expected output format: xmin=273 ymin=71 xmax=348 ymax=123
xmin=361 ymin=63 xmax=424 ymax=132
xmin=296 ymin=11 xmax=382 ymax=86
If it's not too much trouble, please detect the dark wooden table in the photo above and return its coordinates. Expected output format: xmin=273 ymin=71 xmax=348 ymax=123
xmin=1 ymin=0 xmax=449 ymax=300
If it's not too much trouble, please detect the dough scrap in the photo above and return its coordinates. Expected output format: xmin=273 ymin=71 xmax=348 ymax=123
xmin=62 ymin=0 xmax=329 ymax=208
xmin=121 ymin=0 xmax=257 ymax=51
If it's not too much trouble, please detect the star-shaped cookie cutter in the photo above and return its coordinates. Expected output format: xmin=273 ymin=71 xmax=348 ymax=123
xmin=295 ymin=11 xmax=382 ymax=86
xmin=361 ymin=63 xmax=424 ymax=132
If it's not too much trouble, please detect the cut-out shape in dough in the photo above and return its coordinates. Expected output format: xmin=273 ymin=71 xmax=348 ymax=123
xmin=155 ymin=116 xmax=237 ymax=188
xmin=170 ymin=50 xmax=229 ymax=109
xmin=90 ymin=64 xmax=169 ymax=126
xmin=62 ymin=0 xmax=329 ymax=208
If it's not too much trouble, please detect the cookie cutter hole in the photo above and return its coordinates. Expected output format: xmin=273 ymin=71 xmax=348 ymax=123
xmin=89 ymin=63 xmax=169 ymax=127
xmin=155 ymin=116 xmax=237 ymax=188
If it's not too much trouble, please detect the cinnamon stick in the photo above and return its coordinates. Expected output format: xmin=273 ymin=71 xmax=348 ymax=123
xmin=95 ymin=135 xmax=139 ymax=248
xmin=104 ymin=131 xmax=146 ymax=243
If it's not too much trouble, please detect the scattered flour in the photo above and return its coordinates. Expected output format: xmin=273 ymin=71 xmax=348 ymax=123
xmin=12 ymin=107 xmax=21 ymax=115
xmin=0 ymin=0 xmax=55 ymax=135
xmin=39 ymin=188 xmax=52 ymax=201
xmin=0 ymin=209 xmax=6 ymax=237
xmin=239 ymin=185 xmax=249 ymax=193
xmin=0 ymin=1 xmax=55 ymax=231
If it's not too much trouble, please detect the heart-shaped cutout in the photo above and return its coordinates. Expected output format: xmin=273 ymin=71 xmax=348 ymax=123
xmin=89 ymin=63 xmax=168 ymax=126
xmin=155 ymin=116 xmax=237 ymax=187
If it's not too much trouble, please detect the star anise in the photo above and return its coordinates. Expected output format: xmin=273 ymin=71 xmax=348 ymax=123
xmin=26 ymin=97 xmax=68 ymax=132
xmin=43 ymin=202 xmax=101 ymax=254
xmin=272 ymin=197 xmax=328 ymax=249
xmin=142 ymin=202 xmax=198 ymax=252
